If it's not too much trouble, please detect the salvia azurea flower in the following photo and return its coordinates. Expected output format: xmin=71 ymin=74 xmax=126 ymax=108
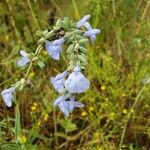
xmin=1 ymin=87 xmax=15 ymax=107
xmin=83 ymin=22 xmax=96 ymax=41
xmin=83 ymin=28 xmax=101 ymax=41
xmin=17 ymin=50 xmax=31 ymax=67
xmin=76 ymin=14 xmax=91 ymax=28
xmin=76 ymin=15 xmax=100 ymax=41
xmin=50 ymin=71 xmax=68 ymax=93
xmin=52 ymin=37 xmax=65 ymax=46
xmin=45 ymin=37 xmax=65 ymax=60
xmin=68 ymin=96 xmax=84 ymax=113
xmin=64 ymin=66 xmax=90 ymax=93
xmin=54 ymin=95 xmax=84 ymax=116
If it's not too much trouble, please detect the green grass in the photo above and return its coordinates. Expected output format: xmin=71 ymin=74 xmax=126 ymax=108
xmin=0 ymin=0 xmax=150 ymax=149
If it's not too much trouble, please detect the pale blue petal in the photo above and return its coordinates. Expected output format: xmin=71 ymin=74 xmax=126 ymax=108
xmin=20 ymin=50 xmax=28 ymax=57
xmin=45 ymin=41 xmax=53 ymax=51
xmin=83 ymin=22 xmax=92 ymax=30
xmin=1 ymin=87 xmax=15 ymax=107
xmin=90 ymin=35 xmax=96 ymax=41
xmin=51 ymin=51 xmax=60 ymax=60
xmin=64 ymin=68 xmax=90 ymax=93
xmin=77 ymin=15 xmax=91 ymax=28
xmin=69 ymin=97 xmax=75 ymax=112
xmin=83 ymin=29 xmax=101 ymax=37
xmin=53 ymin=37 xmax=65 ymax=46
xmin=55 ymin=71 xmax=68 ymax=80
xmin=3 ymin=94 xmax=12 ymax=107
xmin=45 ymin=41 xmax=62 ymax=60
xmin=68 ymin=97 xmax=84 ymax=113
xmin=50 ymin=71 xmax=67 ymax=93
xmin=54 ymin=95 xmax=69 ymax=116
xmin=74 ymin=102 xmax=84 ymax=108
xmin=1 ymin=87 xmax=15 ymax=95
xmin=58 ymin=101 xmax=69 ymax=116
xmin=73 ymin=66 xmax=81 ymax=72
xmin=17 ymin=57 xmax=30 ymax=66
xmin=51 ymin=77 xmax=65 ymax=92
xmin=54 ymin=95 xmax=66 ymax=106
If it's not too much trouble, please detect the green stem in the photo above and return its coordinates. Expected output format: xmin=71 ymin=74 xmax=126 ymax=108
xmin=15 ymin=44 xmax=42 ymax=143
xmin=119 ymin=84 xmax=148 ymax=149
xmin=4 ymin=0 xmax=20 ymax=40
xmin=26 ymin=0 xmax=40 ymax=29
xmin=15 ymin=103 xmax=21 ymax=143
xmin=24 ymin=44 xmax=42 ymax=80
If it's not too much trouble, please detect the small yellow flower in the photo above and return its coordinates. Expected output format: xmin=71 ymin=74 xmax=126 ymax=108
xmin=96 ymin=45 xmax=99 ymax=49
xmin=98 ymin=147 xmax=103 ymax=150
xmin=33 ymin=102 xmax=38 ymax=107
xmin=121 ymin=93 xmax=126 ymax=98
xmin=103 ymin=103 xmax=108 ymax=108
xmin=89 ymin=98 xmax=94 ymax=102
xmin=42 ymin=50 xmax=47 ymax=56
xmin=105 ymin=98 xmax=109 ymax=101
xmin=43 ymin=113 xmax=49 ymax=121
xmin=19 ymin=135 xmax=27 ymax=144
xmin=31 ymin=106 xmax=36 ymax=111
xmin=123 ymin=109 xmax=127 ymax=114
xmin=81 ymin=111 xmax=87 ymax=117
xmin=37 ymin=121 xmax=41 ymax=127
xmin=94 ymin=132 xmax=99 ymax=138
xmin=29 ymin=72 xmax=35 ymax=78
xmin=106 ymin=58 xmax=110 ymax=62
xmin=101 ymin=85 xmax=106 ymax=91
xmin=5 ymin=35 xmax=9 ymax=42
xmin=130 ymin=109 xmax=134 ymax=113
xmin=110 ymin=112 xmax=115 ymax=120
xmin=89 ymin=106 xmax=94 ymax=112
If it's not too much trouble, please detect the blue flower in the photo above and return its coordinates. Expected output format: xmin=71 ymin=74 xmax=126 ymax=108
xmin=83 ymin=22 xmax=101 ymax=41
xmin=54 ymin=95 xmax=69 ymax=116
xmin=17 ymin=50 xmax=30 ymax=67
xmin=68 ymin=96 xmax=84 ymax=113
xmin=64 ymin=66 xmax=90 ymax=93
xmin=1 ymin=87 xmax=15 ymax=107
xmin=50 ymin=71 xmax=68 ymax=93
xmin=54 ymin=95 xmax=84 ymax=116
xmin=45 ymin=38 xmax=65 ymax=60
xmin=76 ymin=15 xmax=91 ymax=28
xmin=83 ymin=22 xmax=96 ymax=41
xmin=53 ymin=37 xmax=65 ymax=46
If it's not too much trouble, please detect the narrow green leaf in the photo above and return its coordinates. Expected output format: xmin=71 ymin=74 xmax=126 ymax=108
xmin=15 ymin=105 xmax=20 ymax=143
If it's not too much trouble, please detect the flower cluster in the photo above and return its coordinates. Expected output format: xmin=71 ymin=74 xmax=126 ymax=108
xmin=48 ymin=15 xmax=100 ymax=116
xmin=1 ymin=15 xmax=100 ymax=116
xmin=51 ymin=66 xmax=89 ymax=116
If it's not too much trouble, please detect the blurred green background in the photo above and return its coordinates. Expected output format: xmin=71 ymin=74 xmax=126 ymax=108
xmin=0 ymin=0 xmax=150 ymax=149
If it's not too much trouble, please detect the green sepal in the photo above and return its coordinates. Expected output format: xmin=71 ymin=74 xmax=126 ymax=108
xmin=45 ymin=30 xmax=55 ymax=39
xmin=67 ymin=64 xmax=75 ymax=71
xmin=78 ymin=54 xmax=87 ymax=63
xmin=79 ymin=38 xmax=89 ymax=44
xmin=37 ymin=60 xmax=45 ymax=68
xmin=66 ymin=44 xmax=74 ymax=54
xmin=80 ymin=47 xmax=87 ymax=53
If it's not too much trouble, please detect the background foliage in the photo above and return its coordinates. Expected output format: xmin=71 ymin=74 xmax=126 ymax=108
xmin=0 ymin=0 xmax=150 ymax=149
